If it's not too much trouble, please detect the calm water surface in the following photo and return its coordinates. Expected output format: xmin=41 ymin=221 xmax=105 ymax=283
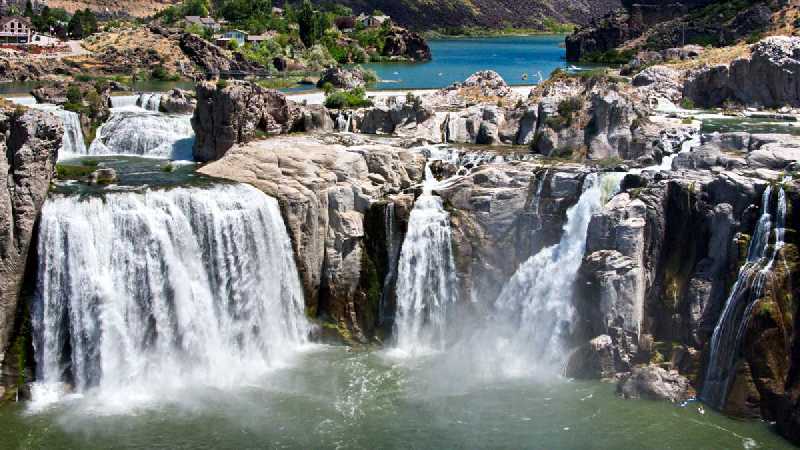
xmin=364 ymin=35 xmax=571 ymax=90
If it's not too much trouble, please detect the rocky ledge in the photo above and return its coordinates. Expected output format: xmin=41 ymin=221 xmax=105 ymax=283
xmin=0 ymin=106 xmax=62 ymax=396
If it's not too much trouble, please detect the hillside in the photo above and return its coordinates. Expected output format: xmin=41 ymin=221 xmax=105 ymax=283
xmin=46 ymin=0 xmax=180 ymax=17
xmin=45 ymin=0 xmax=622 ymax=29
xmin=309 ymin=0 xmax=622 ymax=31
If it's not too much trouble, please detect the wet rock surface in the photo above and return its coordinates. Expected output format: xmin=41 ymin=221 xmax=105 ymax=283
xmin=0 ymin=108 xmax=62 ymax=378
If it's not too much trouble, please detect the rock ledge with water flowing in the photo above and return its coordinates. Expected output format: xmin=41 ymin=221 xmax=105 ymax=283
xmin=0 ymin=107 xmax=62 ymax=395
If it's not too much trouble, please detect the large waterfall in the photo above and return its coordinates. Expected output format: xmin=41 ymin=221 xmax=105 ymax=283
xmin=31 ymin=184 xmax=310 ymax=410
xmin=702 ymin=184 xmax=787 ymax=408
xmin=493 ymin=172 xmax=625 ymax=367
xmin=87 ymin=110 xmax=194 ymax=159
xmin=392 ymin=166 xmax=458 ymax=356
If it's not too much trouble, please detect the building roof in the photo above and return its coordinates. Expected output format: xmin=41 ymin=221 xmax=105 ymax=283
xmin=0 ymin=16 xmax=31 ymax=26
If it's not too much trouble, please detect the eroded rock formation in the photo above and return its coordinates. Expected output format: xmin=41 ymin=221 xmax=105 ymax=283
xmin=0 ymin=108 xmax=62 ymax=392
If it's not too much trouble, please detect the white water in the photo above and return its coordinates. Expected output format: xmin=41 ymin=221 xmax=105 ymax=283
xmin=702 ymin=184 xmax=786 ymax=408
xmin=493 ymin=172 xmax=625 ymax=366
xmin=392 ymin=166 xmax=458 ymax=356
xmin=26 ymin=104 xmax=87 ymax=157
xmin=110 ymin=93 xmax=162 ymax=111
xmin=87 ymin=110 xmax=194 ymax=159
xmin=31 ymin=184 xmax=310 ymax=413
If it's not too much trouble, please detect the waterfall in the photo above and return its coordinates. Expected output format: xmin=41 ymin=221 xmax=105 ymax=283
xmin=702 ymin=184 xmax=786 ymax=408
xmin=31 ymin=183 xmax=310 ymax=409
xmin=27 ymin=104 xmax=88 ymax=157
xmin=54 ymin=109 xmax=87 ymax=156
xmin=138 ymin=93 xmax=162 ymax=111
xmin=392 ymin=166 xmax=458 ymax=355
xmin=379 ymin=202 xmax=401 ymax=326
xmin=109 ymin=94 xmax=139 ymax=109
xmin=493 ymin=172 xmax=625 ymax=366
xmin=336 ymin=112 xmax=352 ymax=132
xmin=109 ymin=93 xmax=162 ymax=111
xmin=88 ymin=110 xmax=194 ymax=160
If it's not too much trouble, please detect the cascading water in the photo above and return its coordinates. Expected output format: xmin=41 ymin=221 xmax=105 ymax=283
xmin=31 ymin=183 xmax=310 ymax=411
xmin=28 ymin=104 xmax=87 ymax=156
xmin=392 ymin=166 xmax=458 ymax=355
xmin=493 ymin=172 xmax=625 ymax=367
xmin=702 ymin=184 xmax=787 ymax=408
xmin=379 ymin=202 xmax=401 ymax=326
xmin=88 ymin=110 xmax=194 ymax=159
xmin=138 ymin=93 xmax=162 ymax=111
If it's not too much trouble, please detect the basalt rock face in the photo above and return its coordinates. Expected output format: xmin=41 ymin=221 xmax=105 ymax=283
xmin=198 ymin=135 xmax=425 ymax=343
xmin=317 ymin=67 xmax=367 ymax=90
xmin=191 ymin=81 xmax=306 ymax=162
xmin=159 ymin=88 xmax=195 ymax=114
xmin=685 ymin=37 xmax=800 ymax=108
xmin=439 ymin=165 xmax=588 ymax=304
xmin=530 ymin=75 xmax=656 ymax=162
xmin=382 ymin=27 xmax=431 ymax=62
xmin=0 ymin=109 xmax=62 ymax=384
xmin=179 ymin=33 xmax=260 ymax=76
xmin=566 ymin=0 xmax=778 ymax=62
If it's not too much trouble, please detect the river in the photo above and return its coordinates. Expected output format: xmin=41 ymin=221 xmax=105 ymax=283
xmin=0 ymin=36 xmax=794 ymax=450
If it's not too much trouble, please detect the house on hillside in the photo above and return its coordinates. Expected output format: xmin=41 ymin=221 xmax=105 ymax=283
xmin=0 ymin=0 xmax=45 ymax=15
xmin=246 ymin=31 xmax=276 ymax=44
xmin=184 ymin=16 xmax=222 ymax=32
xmin=222 ymin=29 xmax=247 ymax=45
xmin=357 ymin=14 xmax=390 ymax=29
xmin=0 ymin=16 xmax=31 ymax=44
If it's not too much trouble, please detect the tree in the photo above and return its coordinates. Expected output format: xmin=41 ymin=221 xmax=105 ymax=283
xmin=297 ymin=0 xmax=316 ymax=47
xmin=24 ymin=0 xmax=33 ymax=17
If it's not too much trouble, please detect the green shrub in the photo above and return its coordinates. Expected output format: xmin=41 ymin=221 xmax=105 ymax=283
xmin=151 ymin=66 xmax=179 ymax=82
xmin=56 ymin=164 xmax=95 ymax=179
xmin=216 ymin=79 xmax=229 ymax=90
xmin=680 ymin=98 xmax=696 ymax=110
xmin=324 ymin=87 xmax=373 ymax=109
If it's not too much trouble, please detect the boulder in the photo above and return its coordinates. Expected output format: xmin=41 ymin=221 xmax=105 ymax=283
xmin=159 ymin=89 xmax=195 ymax=114
xmin=317 ymin=67 xmax=367 ymax=90
xmin=382 ymin=26 xmax=431 ymax=62
xmin=617 ymin=365 xmax=693 ymax=402
xmin=191 ymin=81 xmax=303 ymax=162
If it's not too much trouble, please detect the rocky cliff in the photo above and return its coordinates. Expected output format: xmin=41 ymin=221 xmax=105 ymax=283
xmin=198 ymin=135 xmax=424 ymax=343
xmin=566 ymin=0 xmax=780 ymax=62
xmin=0 ymin=107 xmax=62 ymax=396
xmin=191 ymin=80 xmax=332 ymax=162
xmin=684 ymin=36 xmax=800 ymax=108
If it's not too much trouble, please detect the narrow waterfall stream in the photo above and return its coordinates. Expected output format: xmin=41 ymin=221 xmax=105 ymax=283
xmin=30 ymin=184 xmax=310 ymax=412
xmin=493 ymin=172 xmax=625 ymax=367
xmin=27 ymin=104 xmax=87 ymax=156
xmin=702 ymin=184 xmax=787 ymax=408
xmin=392 ymin=165 xmax=457 ymax=356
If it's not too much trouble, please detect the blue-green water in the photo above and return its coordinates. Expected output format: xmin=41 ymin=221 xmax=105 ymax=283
xmin=363 ymin=35 xmax=570 ymax=90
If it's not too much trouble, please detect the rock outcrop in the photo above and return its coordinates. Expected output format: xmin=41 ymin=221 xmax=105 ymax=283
xmin=0 ymin=108 xmax=62 ymax=387
xmin=382 ymin=27 xmax=431 ymax=62
xmin=617 ymin=365 xmax=694 ymax=402
xmin=179 ymin=32 xmax=260 ymax=77
xmin=684 ymin=37 xmax=800 ymax=108
xmin=159 ymin=88 xmax=195 ymax=114
xmin=198 ymin=135 xmax=425 ymax=343
xmin=192 ymin=81 xmax=306 ymax=162
xmin=316 ymin=67 xmax=368 ymax=90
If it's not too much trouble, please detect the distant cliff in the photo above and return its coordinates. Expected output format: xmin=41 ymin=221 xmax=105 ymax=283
xmin=48 ymin=0 xmax=621 ymax=30
xmin=309 ymin=0 xmax=621 ymax=31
